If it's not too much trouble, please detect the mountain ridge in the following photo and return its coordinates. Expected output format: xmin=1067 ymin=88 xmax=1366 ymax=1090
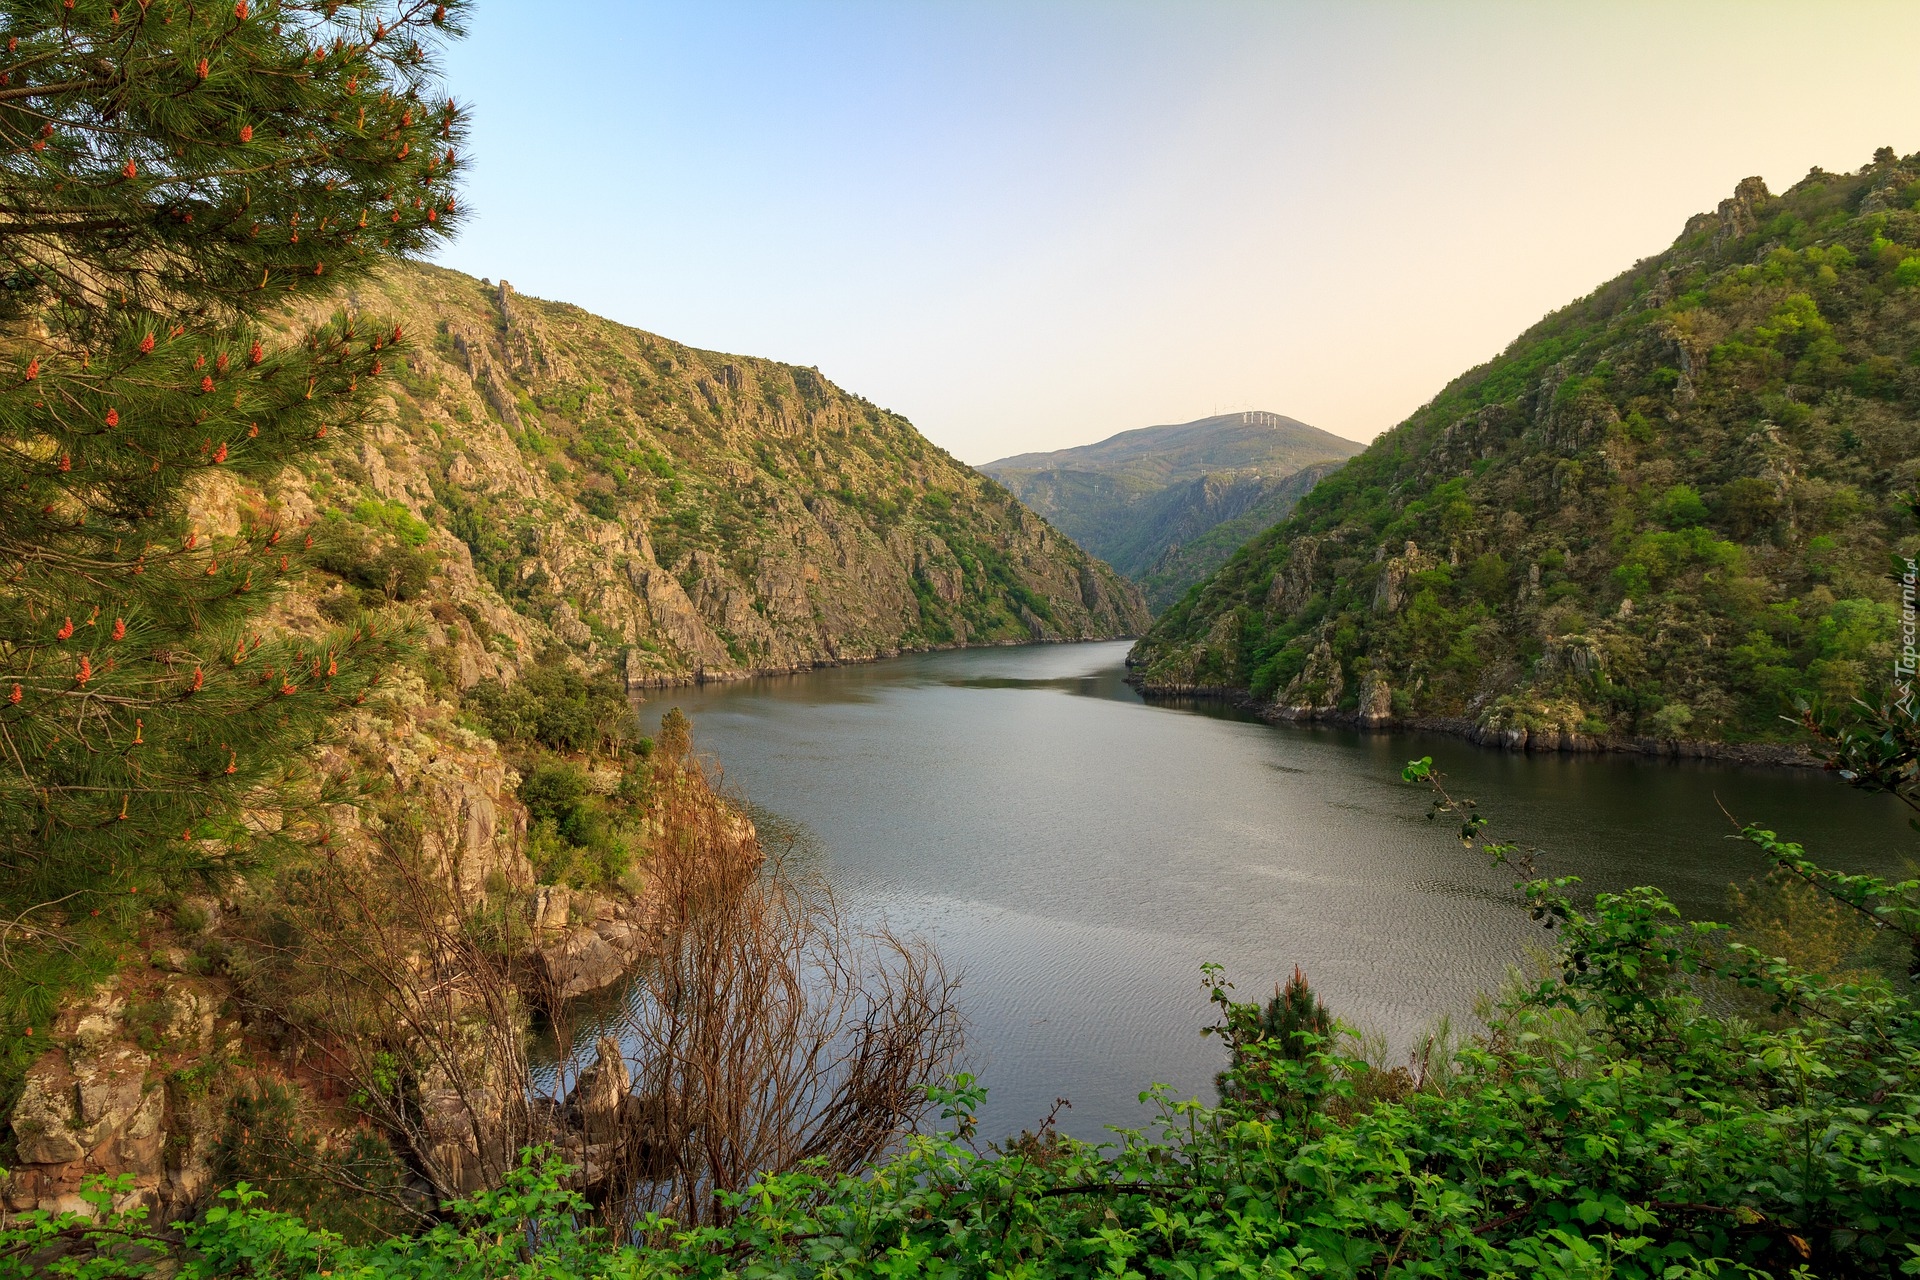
xmin=1130 ymin=149 xmax=1920 ymax=752
xmin=297 ymin=262 xmax=1148 ymax=689
xmin=982 ymin=411 xmax=1359 ymax=484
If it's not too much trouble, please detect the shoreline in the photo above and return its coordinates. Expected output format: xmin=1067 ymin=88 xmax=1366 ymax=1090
xmin=625 ymin=632 xmax=1141 ymax=692
xmin=1129 ymin=681 xmax=1824 ymax=771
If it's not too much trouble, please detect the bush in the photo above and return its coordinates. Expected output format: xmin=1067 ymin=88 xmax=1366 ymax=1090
xmin=309 ymin=515 xmax=437 ymax=602
xmin=519 ymin=762 xmax=588 ymax=836
xmin=1655 ymin=482 xmax=1709 ymax=528
xmin=464 ymin=648 xmax=634 ymax=755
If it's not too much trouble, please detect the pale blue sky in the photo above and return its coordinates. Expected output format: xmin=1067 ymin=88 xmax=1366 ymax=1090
xmin=437 ymin=2 xmax=1920 ymax=463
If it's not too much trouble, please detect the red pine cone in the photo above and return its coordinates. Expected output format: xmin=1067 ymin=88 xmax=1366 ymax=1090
xmin=197 ymin=58 xmax=209 ymax=79
xmin=122 ymin=159 xmax=137 ymax=178
xmin=24 ymin=357 xmax=37 ymax=380
xmin=249 ymin=341 xmax=264 ymax=365
xmin=201 ymin=375 xmax=215 ymax=393
xmin=111 ymin=618 xmax=125 ymax=641
xmin=240 ymin=124 xmax=253 ymax=143
xmin=213 ymin=442 xmax=228 ymax=463
xmin=56 ymin=617 xmax=74 ymax=640
xmin=105 ymin=407 xmax=119 ymax=427
xmin=139 ymin=333 xmax=155 ymax=354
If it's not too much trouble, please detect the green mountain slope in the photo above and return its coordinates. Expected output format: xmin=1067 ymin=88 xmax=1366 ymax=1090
xmin=1130 ymin=150 xmax=1920 ymax=749
xmin=305 ymin=263 xmax=1148 ymax=685
xmin=981 ymin=412 xmax=1360 ymax=602
xmin=1133 ymin=462 xmax=1345 ymax=611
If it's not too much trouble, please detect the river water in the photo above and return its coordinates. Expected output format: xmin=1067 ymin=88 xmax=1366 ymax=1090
xmin=626 ymin=640 xmax=1911 ymax=1141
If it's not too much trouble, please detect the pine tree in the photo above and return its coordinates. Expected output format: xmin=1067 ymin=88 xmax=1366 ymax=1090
xmin=0 ymin=0 xmax=468 ymax=1059
xmin=1258 ymin=965 xmax=1333 ymax=1061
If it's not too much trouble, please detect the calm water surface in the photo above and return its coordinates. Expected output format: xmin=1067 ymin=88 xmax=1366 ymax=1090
xmin=626 ymin=641 xmax=1911 ymax=1141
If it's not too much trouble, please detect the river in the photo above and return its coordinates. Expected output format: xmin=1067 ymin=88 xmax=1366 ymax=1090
xmin=619 ymin=640 xmax=1911 ymax=1141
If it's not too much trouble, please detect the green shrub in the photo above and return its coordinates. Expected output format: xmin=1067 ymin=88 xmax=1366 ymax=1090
xmin=1655 ymin=482 xmax=1709 ymax=528
xmin=310 ymin=515 xmax=436 ymax=602
xmin=211 ymin=1082 xmax=413 ymax=1243
xmin=519 ymin=762 xmax=587 ymax=834
xmin=464 ymin=648 xmax=634 ymax=755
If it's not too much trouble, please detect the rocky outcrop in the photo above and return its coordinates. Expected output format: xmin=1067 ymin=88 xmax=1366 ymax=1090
xmin=3 ymin=982 xmax=218 ymax=1220
xmin=297 ymin=263 xmax=1148 ymax=691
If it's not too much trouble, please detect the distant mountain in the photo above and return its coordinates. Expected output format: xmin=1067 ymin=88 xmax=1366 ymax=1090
xmin=1132 ymin=462 xmax=1346 ymax=611
xmin=1130 ymin=150 xmax=1920 ymax=750
xmin=980 ymin=412 xmax=1361 ymax=608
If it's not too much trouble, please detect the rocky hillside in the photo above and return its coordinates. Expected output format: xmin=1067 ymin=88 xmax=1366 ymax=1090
xmin=1131 ymin=149 xmax=1920 ymax=751
xmin=320 ymin=264 xmax=1145 ymax=685
xmin=982 ymin=412 xmax=1359 ymax=608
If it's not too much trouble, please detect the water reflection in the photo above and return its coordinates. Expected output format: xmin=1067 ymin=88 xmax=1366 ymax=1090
xmin=625 ymin=641 xmax=1911 ymax=1140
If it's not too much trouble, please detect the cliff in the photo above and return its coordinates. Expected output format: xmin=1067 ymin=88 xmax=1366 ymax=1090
xmin=320 ymin=263 xmax=1146 ymax=685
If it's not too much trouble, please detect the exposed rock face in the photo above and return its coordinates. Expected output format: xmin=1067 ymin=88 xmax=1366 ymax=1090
xmin=567 ymin=1037 xmax=632 ymax=1143
xmin=3 ymin=674 xmax=759 ymax=1220
xmin=3 ymin=989 xmax=197 ymax=1219
xmin=1356 ymin=671 xmax=1393 ymax=728
xmin=291 ymin=264 xmax=1146 ymax=688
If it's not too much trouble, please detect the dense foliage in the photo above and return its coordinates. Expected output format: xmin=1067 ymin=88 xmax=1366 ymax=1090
xmin=17 ymin=698 xmax=1920 ymax=1278
xmin=463 ymin=649 xmax=656 ymax=891
xmin=0 ymin=0 xmax=466 ymax=1085
xmin=1132 ymin=150 xmax=1920 ymax=745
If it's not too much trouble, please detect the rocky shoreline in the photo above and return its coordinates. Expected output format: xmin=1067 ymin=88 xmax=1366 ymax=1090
xmin=624 ymin=632 xmax=1143 ymax=690
xmin=1129 ymin=679 xmax=1824 ymax=770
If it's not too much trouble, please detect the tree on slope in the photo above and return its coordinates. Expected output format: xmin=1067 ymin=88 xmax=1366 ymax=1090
xmin=0 ymin=0 xmax=468 ymax=1067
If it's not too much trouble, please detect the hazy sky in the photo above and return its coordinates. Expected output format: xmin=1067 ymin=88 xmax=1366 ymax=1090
xmin=436 ymin=2 xmax=1920 ymax=464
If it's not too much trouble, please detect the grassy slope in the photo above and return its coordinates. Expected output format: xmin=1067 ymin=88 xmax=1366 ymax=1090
xmin=1132 ymin=152 xmax=1920 ymax=745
